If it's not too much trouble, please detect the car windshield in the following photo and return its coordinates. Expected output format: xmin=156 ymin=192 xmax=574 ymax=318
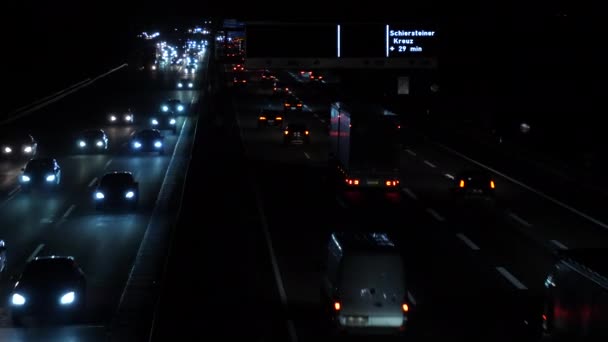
xmin=287 ymin=124 xmax=307 ymax=131
xmin=100 ymin=173 xmax=133 ymax=186
xmin=82 ymin=130 xmax=102 ymax=139
xmin=25 ymin=159 xmax=53 ymax=172
xmin=137 ymin=130 xmax=160 ymax=139
xmin=168 ymin=100 xmax=180 ymax=105
xmin=22 ymin=259 xmax=75 ymax=283
xmin=459 ymin=172 xmax=492 ymax=186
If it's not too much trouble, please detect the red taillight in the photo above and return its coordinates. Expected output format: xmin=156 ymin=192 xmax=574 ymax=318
xmin=459 ymin=180 xmax=465 ymax=188
xmin=259 ymin=116 xmax=267 ymax=120
xmin=397 ymin=125 xmax=401 ymax=129
xmin=284 ymin=103 xmax=290 ymax=107
xmin=297 ymin=103 xmax=302 ymax=107
xmin=542 ymin=314 xmax=547 ymax=321
xmin=276 ymin=117 xmax=283 ymax=120
xmin=490 ymin=180 xmax=495 ymax=189
xmin=305 ymin=130 xmax=309 ymax=135
xmin=402 ymin=303 xmax=409 ymax=312
xmin=334 ymin=302 xmax=341 ymax=311
xmin=284 ymin=130 xmax=289 ymax=135
xmin=385 ymin=180 xmax=399 ymax=187
xmin=346 ymin=178 xmax=360 ymax=186
xmin=319 ymin=76 xmax=323 ymax=79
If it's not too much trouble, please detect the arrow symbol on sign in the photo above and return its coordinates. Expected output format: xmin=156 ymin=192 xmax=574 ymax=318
xmin=390 ymin=46 xmax=395 ymax=51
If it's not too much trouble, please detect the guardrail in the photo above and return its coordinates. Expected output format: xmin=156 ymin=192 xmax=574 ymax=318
xmin=0 ymin=63 xmax=128 ymax=126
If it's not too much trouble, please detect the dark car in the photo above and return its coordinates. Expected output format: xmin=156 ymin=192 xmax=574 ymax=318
xmin=150 ymin=114 xmax=177 ymax=134
xmin=233 ymin=73 xmax=248 ymax=86
xmin=283 ymin=123 xmax=310 ymax=145
xmin=309 ymin=71 xmax=324 ymax=82
xmin=161 ymin=99 xmax=187 ymax=115
xmin=272 ymin=81 xmax=291 ymax=96
xmin=177 ymin=78 xmax=193 ymax=89
xmin=452 ymin=170 xmax=496 ymax=200
xmin=0 ymin=132 xmax=37 ymax=159
xmin=20 ymin=158 xmax=61 ymax=192
xmin=283 ymin=95 xmax=303 ymax=111
xmin=232 ymin=64 xmax=245 ymax=72
xmin=257 ymin=109 xmax=284 ymax=128
xmin=75 ymin=129 xmax=108 ymax=153
xmin=261 ymin=69 xmax=276 ymax=81
xmin=107 ymin=110 xmax=134 ymax=124
xmin=131 ymin=129 xmax=165 ymax=154
xmin=94 ymin=171 xmax=139 ymax=210
xmin=10 ymin=256 xmax=86 ymax=325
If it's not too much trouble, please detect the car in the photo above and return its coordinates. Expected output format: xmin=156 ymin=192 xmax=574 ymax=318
xmin=150 ymin=114 xmax=177 ymax=134
xmin=161 ymin=99 xmax=187 ymax=115
xmin=177 ymin=78 xmax=193 ymax=89
xmin=322 ymin=232 xmax=410 ymax=334
xmin=283 ymin=123 xmax=310 ymax=145
xmin=130 ymin=129 xmax=165 ymax=154
xmin=283 ymin=95 xmax=303 ymax=111
xmin=309 ymin=71 xmax=324 ymax=82
xmin=272 ymin=81 xmax=291 ymax=96
xmin=233 ymin=74 xmax=247 ymax=86
xmin=19 ymin=158 xmax=62 ymax=192
xmin=232 ymin=64 xmax=245 ymax=72
xmin=0 ymin=132 xmax=37 ymax=159
xmin=93 ymin=171 xmax=139 ymax=210
xmin=261 ymin=69 xmax=276 ymax=81
xmin=10 ymin=256 xmax=86 ymax=325
xmin=75 ymin=129 xmax=108 ymax=153
xmin=452 ymin=170 xmax=496 ymax=201
xmin=257 ymin=109 xmax=284 ymax=128
xmin=108 ymin=110 xmax=135 ymax=124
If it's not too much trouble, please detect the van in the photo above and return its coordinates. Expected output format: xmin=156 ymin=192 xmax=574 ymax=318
xmin=321 ymin=232 xmax=409 ymax=334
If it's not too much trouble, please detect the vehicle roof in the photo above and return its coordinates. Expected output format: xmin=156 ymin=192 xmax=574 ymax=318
xmin=287 ymin=123 xmax=308 ymax=129
xmin=81 ymin=129 xmax=104 ymax=135
xmin=26 ymin=157 xmax=56 ymax=166
xmin=102 ymin=171 xmax=133 ymax=179
xmin=32 ymin=255 xmax=74 ymax=263
xmin=330 ymin=232 xmax=398 ymax=253
xmin=167 ymin=99 xmax=181 ymax=103
xmin=260 ymin=109 xmax=283 ymax=115
xmin=457 ymin=170 xmax=493 ymax=180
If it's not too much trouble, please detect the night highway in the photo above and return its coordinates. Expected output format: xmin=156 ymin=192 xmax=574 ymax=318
xmin=1 ymin=9 xmax=606 ymax=342
xmin=0 ymin=45 xmax=204 ymax=340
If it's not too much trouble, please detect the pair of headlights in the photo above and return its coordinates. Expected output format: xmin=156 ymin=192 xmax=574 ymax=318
xmin=21 ymin=174 xmax=56 ymax=182
xmin=12 ymin=291 xmax=75 ymax=306
xmin=95 ymin=190 xmax=135 ymax=200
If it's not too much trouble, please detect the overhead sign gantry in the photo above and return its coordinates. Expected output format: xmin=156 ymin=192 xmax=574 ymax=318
xmin=244 ymin=22 xmax=438 ymax=69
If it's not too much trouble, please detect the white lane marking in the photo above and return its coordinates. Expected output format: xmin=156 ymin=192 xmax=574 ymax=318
xmin=0 ymin=192 xmax=19 ymax=208
xmin=319 ymin=119 xmax=326 ymax=123
xmin=27 ymin=244 xmax=45 ymax=262
xmin=423 ymin=160 xmax=436 ymax=168
xmin=8 ymin=186 xmax=20 ymax=196
xmin=234 ymin=101 xmax=298 ymax=342
xmin=303 ymin=152 xmax=311 ymax=160
xmin=550 ymin=240 xmax=569 ymax=250
xmin=496 ymin=267 xmax=528 ymax=290
xmin=456 ymin=233 xmax=481 ymax=251
xmin=313 ymin=113 xmax=318 ymax=118
xmin=426 ymin=208 xmax=445 ymax=222
xmin=40 ymin=218 xmax=54 ymax=224
xmin=336 ymin=196 xmax=348 ymax=209
xmin=88 ymin=177 xmax=98 ymax=187
xmin=509 ymin=212 xmax=532 ymax=228
xmin=62 ymin=204 xmax=76 ymax=219
xmin=434 ymin=141 xmax=608 ymax=231
xmin=445 ymin=173 xmax=455 ymax=180
xmin=401 ymin=187 xmax=418 ymax=201
xmin=104 ymin=159 xmax=113 ymax=169
xmin=405 ymin=149 xmax=417 ymax=156
xmin=407 ymin=291 xmax=417 ymax=306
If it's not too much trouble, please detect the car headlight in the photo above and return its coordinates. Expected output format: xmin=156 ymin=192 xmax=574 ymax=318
xmin=95 ymin=191 xmax=104 ymax=199
xmin=177 ymin=105 xmax=184 ymax=111
xmin=96 ymin=141 xmax=104 ymax=147
xmin=151 ymin=119 xmax=159 ymax=125
xmin=110 ymin=115 xmax=117 ymax=121
xmin=21 ymin=175 xmax=30 ymax=182
xmin=46 ymin=174 xmax=56 ymax=182
xmin=4 ymin=147 xmax=12 ymax=153
xmin=162 ymin=105 xmax=169 ymax=112
xmin=170 ymin=118 xmax=176 ymax=125
xmin=154 ymin=141 xmax=162 ymax=148
xmin=11 ymin=293 xmax=26 ymax=306
xmin=178 ymin=83 xmax=183 ymax=87
xmin=133 ymin=141 xmax=142 ymax=148
xmin=125 ymin=190 xmax=135 ymax=199
xmin=125 ymin=115 xmax=133 ymax=122
xmin=23 ymin=146 xmax=33 ymax=153
xmin=188 ymin=83 xmax=193 ymax=88
xmin=59 ymin=291 xmax=75 ymax=305
xmin=78 ymin=140 xmax=86 ymax=147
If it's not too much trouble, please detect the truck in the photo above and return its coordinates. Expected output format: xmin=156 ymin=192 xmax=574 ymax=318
xmin=329 ymin=101 xmax=402 ymax=191
xmin=542 ymin=248 xmax=608 ymax=341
